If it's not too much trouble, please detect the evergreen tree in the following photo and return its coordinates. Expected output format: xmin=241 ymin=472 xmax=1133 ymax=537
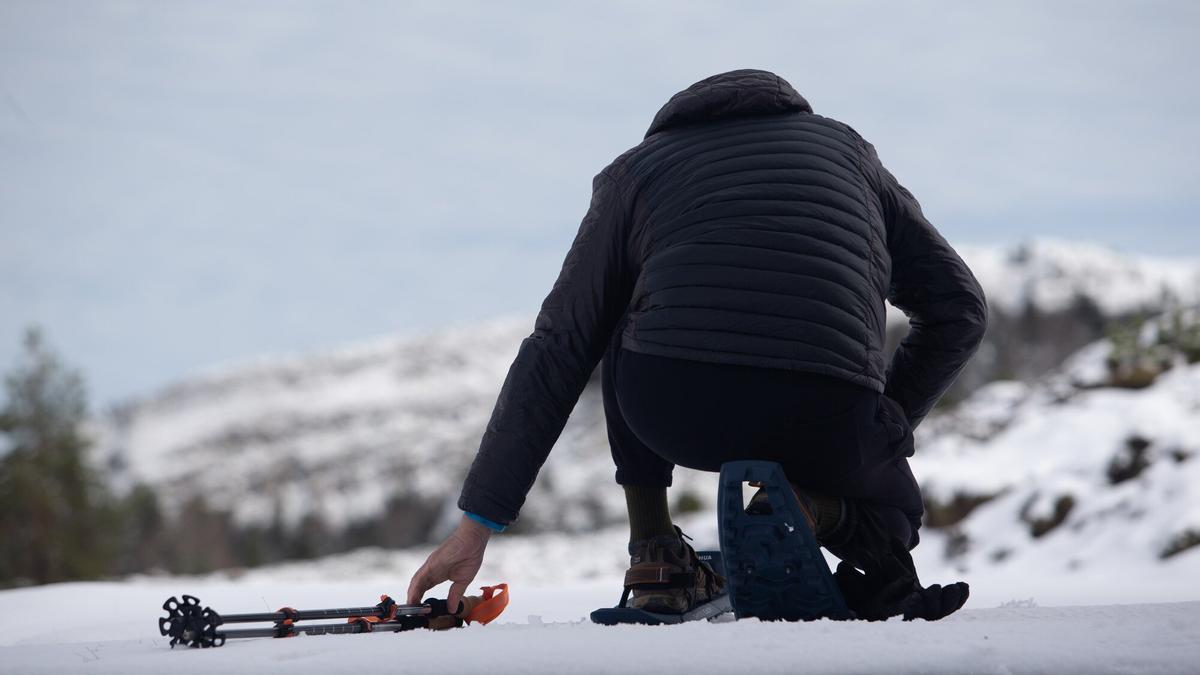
xmin=113 ymin=482 xmax=167 ymax=575
xmin=0 ymin=328 xmax=115 ymax=586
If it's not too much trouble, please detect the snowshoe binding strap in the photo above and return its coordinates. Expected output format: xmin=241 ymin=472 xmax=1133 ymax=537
xmin=624 ymin=563 xmax=698 ymax=588
xmin=617 ymin=535 xmax=723 ymax=610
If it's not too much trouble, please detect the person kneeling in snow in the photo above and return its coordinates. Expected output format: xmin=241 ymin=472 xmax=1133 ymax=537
xmin=408 ymin=69 xmax=987 ymax=622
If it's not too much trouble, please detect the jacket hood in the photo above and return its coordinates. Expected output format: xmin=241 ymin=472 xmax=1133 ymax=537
xmin=645 ymin=69 xmax=811 ymax=139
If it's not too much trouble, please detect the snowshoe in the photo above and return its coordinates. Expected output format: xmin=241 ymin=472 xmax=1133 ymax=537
xmin=718 ymin=460 xmax=852 ymax=622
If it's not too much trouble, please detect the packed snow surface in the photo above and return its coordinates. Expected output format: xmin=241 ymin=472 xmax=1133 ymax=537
xmin=1 ymin=575 xmax=1197 ymax=674
xmin=3 ymin=509 xmax=1199 ymax=674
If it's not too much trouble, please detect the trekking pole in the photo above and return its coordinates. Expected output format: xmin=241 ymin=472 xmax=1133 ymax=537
xmin=170 ymin=597 xmax=429 ymax=625
xmin=159 ymin=584 xmax=509 ymax=648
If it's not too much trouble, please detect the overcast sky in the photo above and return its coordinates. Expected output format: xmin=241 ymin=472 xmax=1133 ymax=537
xmin=2 ymin=1 xmax=1198 ymax=406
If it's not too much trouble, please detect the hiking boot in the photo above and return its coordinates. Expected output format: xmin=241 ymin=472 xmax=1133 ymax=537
xmin=745 ymin=484 xmax=842 ymax=539
xmin=623 ymin=526 xmax=725 ymax=614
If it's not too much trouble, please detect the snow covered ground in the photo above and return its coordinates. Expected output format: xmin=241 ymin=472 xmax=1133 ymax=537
xmin=2 ymin=510 xmax=1199 ymax=674
xmin=1 ymin=572 xmax=1198 ymax=673
xmin=3 ymin=594 xmax=1198 ymax=675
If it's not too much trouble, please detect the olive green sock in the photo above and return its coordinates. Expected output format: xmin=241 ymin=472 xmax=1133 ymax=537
xmin=623 ymin=485 xmax=675 ymax=543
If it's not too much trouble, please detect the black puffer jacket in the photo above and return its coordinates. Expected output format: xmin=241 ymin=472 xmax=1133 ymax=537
xmin=459 ymin=69 xmax=987 ymax=525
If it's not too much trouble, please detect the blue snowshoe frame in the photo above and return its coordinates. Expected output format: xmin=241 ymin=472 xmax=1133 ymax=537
xmin=718 ymin=460 xmax=852 ymax=621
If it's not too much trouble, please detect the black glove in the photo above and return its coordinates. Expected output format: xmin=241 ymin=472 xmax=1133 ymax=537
xmin=833 ymin=537 xmax=969 ymax=621
xmin=898 ymin=581 xmax=970 ymax=621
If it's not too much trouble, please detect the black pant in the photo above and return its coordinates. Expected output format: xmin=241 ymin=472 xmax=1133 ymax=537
xmin=602 ymin=336 xmax=925 ymax=554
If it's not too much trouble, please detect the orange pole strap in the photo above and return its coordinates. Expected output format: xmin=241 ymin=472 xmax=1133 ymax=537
xmin=462 ymin=583 xmax=509 ymax=625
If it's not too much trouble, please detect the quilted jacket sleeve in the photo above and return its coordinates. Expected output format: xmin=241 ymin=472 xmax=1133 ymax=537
xmin=457 ymin=169 xmax=636 ymax=526
xmin=862 ymin=141 xmax=988 ymax=431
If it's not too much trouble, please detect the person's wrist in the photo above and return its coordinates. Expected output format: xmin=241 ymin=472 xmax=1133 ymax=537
xmin=459 ymin=513 xmax=495 ymax=540
xmin=463 ymin=510 xmax=507 ymax=533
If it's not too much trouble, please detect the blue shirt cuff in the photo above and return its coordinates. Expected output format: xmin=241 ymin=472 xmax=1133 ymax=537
xmin=464 ymin=511 xmax=507 ymax=532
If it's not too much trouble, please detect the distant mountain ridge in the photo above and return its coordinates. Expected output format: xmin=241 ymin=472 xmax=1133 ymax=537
xmin=957 ymin=238 xmax=1198 ymax=315
xmin=93 ymin=239 xmax=1200 ymax=560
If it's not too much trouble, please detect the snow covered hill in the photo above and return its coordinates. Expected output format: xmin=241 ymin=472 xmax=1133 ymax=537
xmin=957 ymin=238 xmax=1199 ymax=316
xmin=94 ymin=313 xmax=690 ymax=542
xmin=913 ymin=332 xmax=1200 ymax=584
xmin=92 ymin=239 xmax=1200 ymax=569
xmin=99 ymin=315 xmax=533 ymax=532
xmin=947 ymin=238 xmax=1200 ymax=394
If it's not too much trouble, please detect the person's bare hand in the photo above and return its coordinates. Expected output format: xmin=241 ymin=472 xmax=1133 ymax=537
xmin=407 ymin=515 xmax=492 ymax=611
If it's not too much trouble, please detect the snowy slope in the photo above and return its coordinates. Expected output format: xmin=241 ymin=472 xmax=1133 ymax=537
xmin=98 ymin=315 xmax=531 ymax=528
xmin=86 ymin=237 xmax=1200 ymax=608
xmin=913 ymin=339 xmax=1200 ymax=578
xmin=93 ymin=239 xmax=1200 ymax=537
xmin=95 ymin=313 xmax=716 ymax=536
